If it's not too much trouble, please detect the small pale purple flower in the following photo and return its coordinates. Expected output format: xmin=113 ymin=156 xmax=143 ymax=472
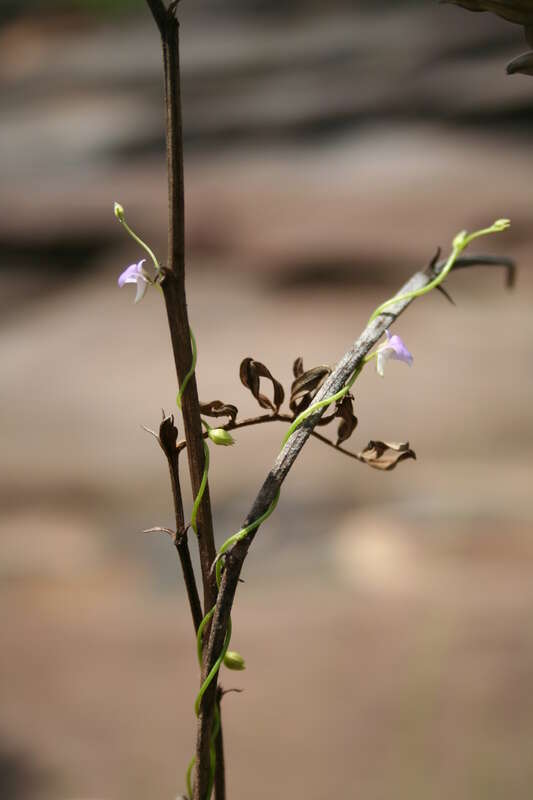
xmin=376 ymin=329 xmax=413 ymax=377
xmin=118 ymin=259 xmax=149 ymax=303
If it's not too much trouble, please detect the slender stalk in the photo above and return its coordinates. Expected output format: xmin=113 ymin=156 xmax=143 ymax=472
xmin=178 ymin=412 xmax=368 ymax=462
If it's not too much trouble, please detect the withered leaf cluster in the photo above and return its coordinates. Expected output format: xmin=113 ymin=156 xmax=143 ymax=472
xmin=197 ymin=356 xmax=415 ymax=471
xmin=443 ymin=0 xmax=533 ymax=74
xmin=290 ymin=357 xmax=358 ymax=446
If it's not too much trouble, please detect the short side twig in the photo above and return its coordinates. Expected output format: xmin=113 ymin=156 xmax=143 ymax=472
xmin=158 ymin=414 xmax=203 ymax=633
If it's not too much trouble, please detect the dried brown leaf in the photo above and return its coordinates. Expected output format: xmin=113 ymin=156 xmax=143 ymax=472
xmin=359 ymin=441 xmax=416 ymax=471
xmin=335 ymin=395 xmax=358 ymax=445
xmin=239 ymin=358 xmax=285 ymax=413
xmin=158 ymin=414 xmax=179 ymax=456
xmin=199 ymin=400 xmax=238 ymax=423
xmin=293 ymin=357 xmax=304 ymax=379
xmin=290 ymin=365 xmax=331 ymax=416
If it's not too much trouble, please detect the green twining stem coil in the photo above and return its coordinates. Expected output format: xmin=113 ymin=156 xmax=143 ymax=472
xmin=177 ymin=327 xmax=198 ymax=411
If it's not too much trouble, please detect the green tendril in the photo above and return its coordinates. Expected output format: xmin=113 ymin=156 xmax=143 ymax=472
xmin=190 ymin=492 xmax=280 ymax=799
xmin=186 ymin=756 xmax=195 ymax=799
xmin=282 ymin=367 xmax=361 ymax=446
xmin=196 ymin=607 xmax=215 ymax=667
xmin=191 ymin=441 xmax=210 ymax=537
xmin=195 ymin=619 xmax=232 ymax=717
xmin=215 ymin=491 xmax=280 ymax=587
xmin=281 ymin=219 xmax=510 ymax=454
xmin=176 ymin=327 xmax=205 ymax=538
xmin=368 ymin=218 xmax=510 ymax=326
xmin=177 ymin=327 xmax=198 ymax=410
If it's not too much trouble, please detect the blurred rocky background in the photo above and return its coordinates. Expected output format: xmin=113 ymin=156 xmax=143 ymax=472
xmin=1 ymin=1 xmax=533 ymax=798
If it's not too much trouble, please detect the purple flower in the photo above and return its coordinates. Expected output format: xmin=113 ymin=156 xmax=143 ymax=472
xmin=118 ymin=259 xmax=149 ymax=303
xmin=376 ymin=330 xmax=413 ymax=377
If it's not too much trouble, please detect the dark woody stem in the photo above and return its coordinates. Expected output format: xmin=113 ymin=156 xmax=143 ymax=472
xmin=144 ymin=2 xmax=223 ymax=798
xmin=159 ymin=9 xmax=217 ymax=616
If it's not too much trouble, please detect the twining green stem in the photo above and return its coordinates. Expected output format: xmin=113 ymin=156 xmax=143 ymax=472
xmin=195 ymin=619 xmax=232 ymax=716
xmin=282 ymin=367 xmax=362 ymax=445
xmin=368 ymin=220 xmax=510 ymax=325
xmin=214 ymin=492 xmax=280 ymax=587
xmin=186 ymin=755 xmax=196 ymax=800
xmin=283 ymin=219 xmax=510 ymax=449
xmin=189 ymin=491 xmax=280 ymax=798
xmin=175 ymin=327 xmax=207 ymax=537
xmin=177 ymin=327 xmax=198 ymax=409
xmin=368 ymin=245 xmax=461 ymax=324
xmin=191 ymin=442 xmax=210 ymax=536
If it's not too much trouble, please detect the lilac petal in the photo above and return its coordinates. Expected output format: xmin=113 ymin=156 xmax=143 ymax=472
xmin=376 ymin=331 xmax=413 ymax=376
xmin=386 ymin=334 xmax=413 ymax=366
xmin=376 ymin=350 xmax=387 ymax=377
xmin=134 ymin=276 xmax=149 ymax=303
xmin=117 ymin=259 xmax=146 ymax=288
xmin=118 ymin=264 xmax=139 ymax=288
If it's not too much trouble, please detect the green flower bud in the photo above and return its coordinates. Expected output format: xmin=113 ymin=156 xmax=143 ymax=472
xmin=223 ymin=650 xmax=246 ymax=671
xmin=207 ymin=428 xmax=235 ymax=447
xmin=452 ymin=229 xmax=468 ymax=249
xmin=492 ymin=218 xmax=511 ymax=231
xmin=114 ymin=202 xmax=125 ymax=222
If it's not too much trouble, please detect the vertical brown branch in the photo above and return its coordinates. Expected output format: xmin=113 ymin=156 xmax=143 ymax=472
xmin=144 ymin=2 xmax=223 ymax=798
xmin=160 ymin=8 xmax=217 ymax=617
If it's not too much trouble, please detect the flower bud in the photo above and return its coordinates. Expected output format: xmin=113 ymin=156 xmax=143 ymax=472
xmin=492 ymin=218 xmax=511 ymax=231
xmin=114 ymin=202 xmax=125 ymax=222
xmin=207 ymin=428 xmax=235 ymax=447
xmin=223 ymin=650 xmax=246 ymax=671
xmin=452 ymin=229 xmax=468 ymax=249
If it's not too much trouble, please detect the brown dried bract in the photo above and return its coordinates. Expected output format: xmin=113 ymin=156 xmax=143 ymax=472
xmin=199 ymin=400 xmax=238 ymax=424
xmin=359 ymin=441 xmax=416 ymax=471
xmin=335 ymin=395 xmax=358 ymax=445
xmin=239 ymin=358 xmax=285 ymax=413
xmin=290 ymin=361 xmax=331 ymax=417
